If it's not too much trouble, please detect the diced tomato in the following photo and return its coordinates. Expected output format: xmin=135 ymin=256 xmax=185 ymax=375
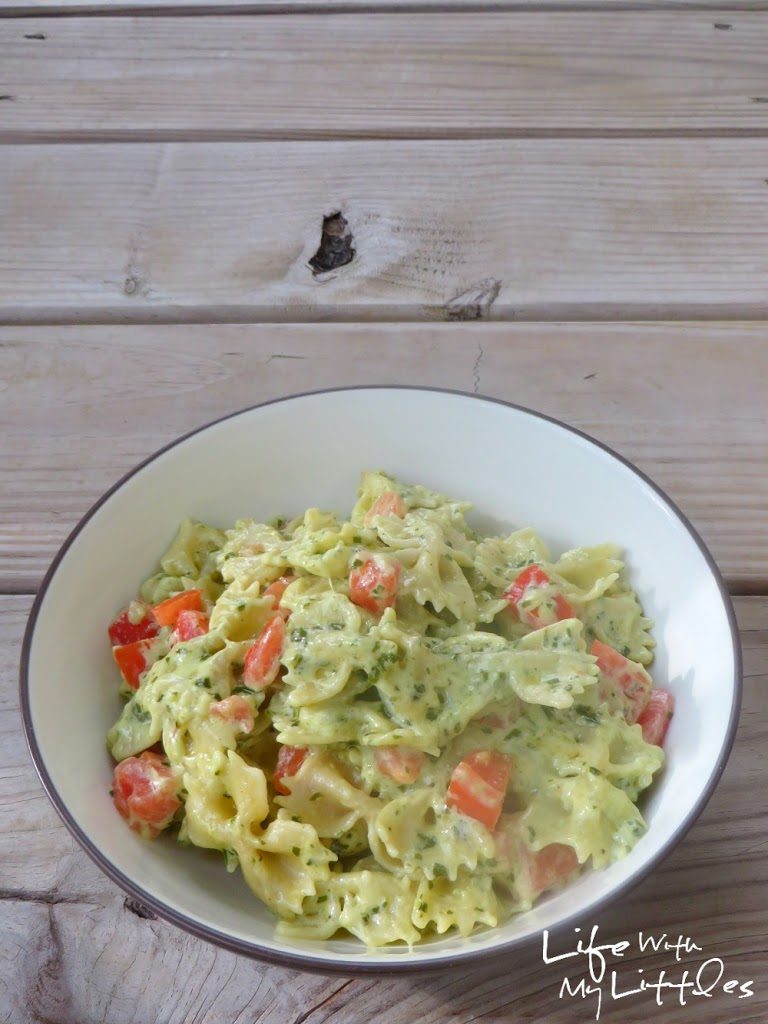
xmin=264 ymin=575 xmax=294 ymax=605
xmin=446 ymin=750 xmax=512 ymax=831
xmin=505 ymin=564 xmax=549 ymax=606
xmin=170 ymin=609 xmax=209 ymax=644
xmin=113 ymin=636 xmax=165 ymax=691
xmin=210 ymin=694 xmax=254 ymax=734
xmin=475 ymin=707 xmax=519 ymax=731
xmin=108 ymin=603 xmax=158 ymax=646
xmin=503 ymin=565 xmax=575 ymax=629
xmin=463 ymin=749 xmax=512 ymax=790
xmin=152 ymin=588 xmax=204 ymax=628
xmin=529 ymin=843 xmax=580 ymax=893
xmin=273 ymin=745 xmax=309 ymax=795
xmin=364 ymin=491 xmax=407 ymax=527
xmin=112 ymin=751 xmax=181 ymax=840
xmin=374 ymin=745 xmax=426 ymax=784
xmin=263 ymin=575 xmax=295 ymax=620
xmin=243 ymin=615 xmax=285 ymax=689
xmin=475 ymin=713 xmax=505 ymax=730
xmin=590 ymin=640 xmax=652 ymax=724
xmin=349 ymin=556 xmax=400 ymax=615
xmin=494 ymin=814 xmax=580 ymax=898
xmin=637 ymin=688 xmax=675 ymax=746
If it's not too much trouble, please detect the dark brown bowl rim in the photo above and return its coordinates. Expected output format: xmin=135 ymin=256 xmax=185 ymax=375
xmin=19 ymin=385 xmax=743 ymax=976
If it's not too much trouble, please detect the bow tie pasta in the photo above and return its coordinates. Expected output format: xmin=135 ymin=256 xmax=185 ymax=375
xmin=106 ymin=471 xmax=672 ymax=947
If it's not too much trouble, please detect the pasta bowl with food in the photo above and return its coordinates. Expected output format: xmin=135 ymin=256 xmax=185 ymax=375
xmin=21 ymin=387 xmax=740 ymax=973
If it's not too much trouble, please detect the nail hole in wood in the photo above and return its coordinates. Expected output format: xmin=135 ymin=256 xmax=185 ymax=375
xmin=309 ymin=212 xmax=355 ymax=276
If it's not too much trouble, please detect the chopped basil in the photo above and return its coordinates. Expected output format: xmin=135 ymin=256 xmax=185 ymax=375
xmin=574 ymin=705 xmax=600 ymax=725
xmin=131 ymin=703 xmax=151 ymax=723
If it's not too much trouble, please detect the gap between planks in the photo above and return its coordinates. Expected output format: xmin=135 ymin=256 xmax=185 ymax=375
xmin=7 ymin=305 xmax=768 ymax=326
xmin=7 ymin=130 xmax=768 ymax=145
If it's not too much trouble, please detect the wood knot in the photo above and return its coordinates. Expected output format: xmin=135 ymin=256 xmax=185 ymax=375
xmin=309 ymin=212 xmax=355 ymax=276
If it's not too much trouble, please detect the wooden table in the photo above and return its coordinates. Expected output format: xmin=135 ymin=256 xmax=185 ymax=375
xmin=2 ymin=1 xmax=767 ymax=1020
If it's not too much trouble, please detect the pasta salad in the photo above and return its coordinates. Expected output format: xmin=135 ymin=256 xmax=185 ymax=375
xmin=105 ymin=472 xmax=673 ymax=947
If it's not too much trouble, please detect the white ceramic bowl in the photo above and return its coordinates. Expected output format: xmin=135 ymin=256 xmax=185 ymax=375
xmin=21 ymin=387 xmax=741 ymax=974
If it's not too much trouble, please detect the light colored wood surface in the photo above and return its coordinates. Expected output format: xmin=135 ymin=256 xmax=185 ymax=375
xmin=5 ymin=0 xmax=768 ymax=1017
xmin=5 ymin=140 xmax=768 ymax=321
xmin=5 ymin=0 xmax=768 ymax=10
xmin=2 ymin=594 xmax=765 ymax=1022
xmin=2 ymin=322 xmax=767 ymax=592
xmin=4 ymin=12 xmax=768 ymax=138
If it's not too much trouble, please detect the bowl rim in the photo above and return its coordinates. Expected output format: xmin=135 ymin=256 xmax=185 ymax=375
xmin=19 ymin=384 xmax=743 ymax=975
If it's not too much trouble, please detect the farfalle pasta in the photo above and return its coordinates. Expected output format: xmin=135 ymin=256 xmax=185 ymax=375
xmin=105 ymin=471 xmax=673 ymax=946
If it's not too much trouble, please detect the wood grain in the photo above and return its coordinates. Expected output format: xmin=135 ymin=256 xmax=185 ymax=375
xmin=5 ymin=0 xmax=768 ymax=12
xmin=4 ymin=13 xmax=768 ymax=138
xmin=1 ymin=322 xmax=767 ymax=591
xmin=2 ymin=593 xmax=765 ymax=1022
xmin=4 ymin=140 xmax=768 ymax=322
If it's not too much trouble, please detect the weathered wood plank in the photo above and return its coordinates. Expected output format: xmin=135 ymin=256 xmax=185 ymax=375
xmin=5 ymin=1 xmax=768 ymax=12
xmin=4 ymin=140 xmax=768 ymax=322
xmin=1 ymin=322 xmax=767 ymax=590
xmin=4 ymin=13 xmax=768 ymax=138
xmin=2 ymin=594 xmax=766 ymax=1022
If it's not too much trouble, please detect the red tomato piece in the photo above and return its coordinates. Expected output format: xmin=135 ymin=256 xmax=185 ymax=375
xmin=263 ymin=575 xmax=295 ymax=605
xmin=210 ymin=694 xmax=254 ymax=734
xmin=364 ymin=491 xmax=407 ymax=527
xmin=637 ymin=688 xmax=675 ymax=746
xmin=446 ymin=750 xmax=512 ymax=831
xmin=263 ymin=575 xmax=295 ymax=620
xmin=503 ymin=565 xmax=576 ymax=629
xmin=590 ymin=640 xmax=652 ymax=724
xmin=349 ymin=557 xmax=400 ymax=615
xmin=374 ymin=746 xmax=426 ymax=784
xmin=108 ymin=603 xmax=158 ymax=646
xmin=171 ymin=609 xmax=209 ymax=644
xmin=113 ymin=751 xmax=181 ymax=840
xmin=506 ymin=564 xmax=549 ymax=603
xmin=463 ymin=749 xmax=512 ymax=791
xmin=529 ymin=843 xmax=580 ymax=894
xmin=113 ymin=636 xmax=166 ymax=691
xmin=273 ymin=745 xmax=309 ymax=795
xmin=152 ymin=588 xmax=204 ymax=628
xmin=553 ymin=594 xmax=576 ymax=620
xmin=243 ymin=615 xmax=286 ymax=689
xmin=475 ymin=707 xmax=520 ymax=731
xmin=475 ymin=713 xmax=506 ymax=730
xmin=493 ymin=814 xmax=580 ymax=898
